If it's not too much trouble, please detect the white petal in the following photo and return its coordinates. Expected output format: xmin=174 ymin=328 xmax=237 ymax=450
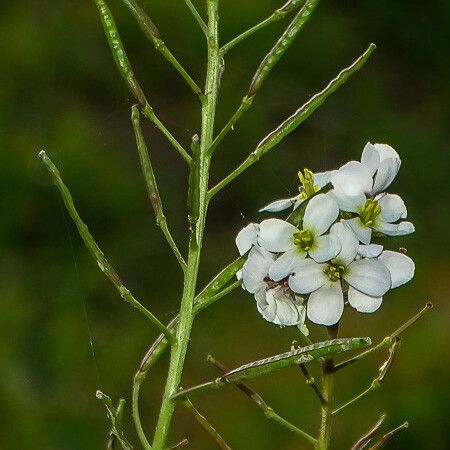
xmin=314 ymin=170 xmax=337 ymax=188
xmin=258 ymin=219 xmax=297 ymax=253
xmin=378 ymin=250 xmax=415 ymax=288
xmin=348 ymin=286 xmax=383 ymax=313
xmin=330 ymin=222 xmax=359 ymax=266
xmin=374 ymin=143 xmax=400 ymax=162
xmin=332 ymin=161 xmax=374 ymax=195
xmin=360 ymin=142 xmax=380 ymax=176
xmin=303 ymin=193 xmax=339 ymax=235
xmin=288 ymin=258 xmax=328 ymax=294
xmin=259 ymin=197 xmax=298 ymax=213
xmin=345 ymin=217 xmax=372 ymax=244
xmin=344 ymin=259 xmax=392 ymax=297
xmin=307 ymin=283 xmax=344 ymax=326
xmin=255 ymin=289 xmax=276 ymax=323
xmin=236 ymin=269 xmax=243 ymax=280
xmin=376 ymin=193 xmax=407 ymax=222
xmin=375 ymin=221 xmax=415 ymax=237
xmin=309 ymin=234 xmax=341 ymax=263
xmin=358 ymin=244 xmax=384 ymax=258
xmin=256 ymin=287 xmax=300 ymax=326
xmin=330 ymin=189 xmax=366 ymax=213
xmin=269 ymin=249 xmax=304 ymax=281
xmin=371 ymin=144 xmax=401 ymax=194
xmin=242 ymin=246 xmax=274 ymax=294
xmin=236 ymin=223 xmax=259 ymax=255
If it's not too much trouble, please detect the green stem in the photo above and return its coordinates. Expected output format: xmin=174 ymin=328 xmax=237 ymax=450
xmin=151 ymin=2 xmax=221 ymax=447
xmin=220 ymin=0 xmax=309 ymax=56
xmin=366 ymin=422 xmax=409 ymax=450
xmin=316 ymin=324 xmax=338 ymax=450
xmin=333 ymin=302 xmax=432 ymax=372
xmin=132 ymin=372 xmax=152 ymax=449
xmin=181 ymin=396 xmax=231 ymax=449
xmin=184 ymin=0 xmax=208 ymax=36
xmin=121 ymin=0 xmax=203 ymax=97
xmin=207 ymin=354 xmax=317 ymax=446
xmin=131 ymin=105 xmax=187 ymax=271
xmin=142 ymin=104 xmax=191 ymax=164
xmin=39 ymin=151 xmax=176 ymax=345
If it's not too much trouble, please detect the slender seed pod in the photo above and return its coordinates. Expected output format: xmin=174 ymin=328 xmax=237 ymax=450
xmin=93 ymin=0 xmax=147 ymax=107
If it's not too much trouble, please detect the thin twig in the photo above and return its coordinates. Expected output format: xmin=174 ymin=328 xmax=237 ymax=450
xmin=298 ymin=363 xmax=326 ymax=405
xmin=39 ymin=151 xmax=176 ymax=345
xmin=132 ymin=373 xmax=152 ymax=449
xmin=333 ymin=302 xmax=433 ymax=372
xmin=220 ymin=0 xmax=307 ymax=55
xmin=142 ymin=105 xmax=191 ymax=163
xmin=181 ymin=396 xmax=232 ymax=449
xmin=351 ymin=414 xmax=387 ymax=450
xmin=165 ymin=438 xmax=189 ymax=450
xmin=332 ymin=338 xmax=400 ymax=416
xmin=131 ymin=106 xmax=187 ymax=271
xmin=184 ymin=0 xmax=208 ymax=36
xmin=207 ymin=355 xmax=317 ymax=446
xmin=367 ymin=422 xmax=409 ymax=450
xmin=208 ymin=43 xmax=376 ymax=199
xmin=121 ymin=0 xmax=204 ymax=98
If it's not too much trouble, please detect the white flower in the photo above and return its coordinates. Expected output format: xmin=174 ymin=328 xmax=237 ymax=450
xmin=286 ymin=222 xmax=392 ymax=325
xmin=255 ymin=287 xmax=306 ymax=327
xmin=361 ymin=143 xmax=401 ymax=195
xmin=330 ymin=143 xmax=414 ymax=244
xmin=240 ymin=246 xmax=304 ymax=326
xmin=259 ymin=169 xmax=334 ymax=213
xmin=348 ymin=250 xmax=415 ymax=313
xmin=258 ymin=195 xmax=340 ymax=280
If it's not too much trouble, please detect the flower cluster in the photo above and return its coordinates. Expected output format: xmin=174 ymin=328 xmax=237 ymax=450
xmin=236 ymin=143 xmax=415 ymax=328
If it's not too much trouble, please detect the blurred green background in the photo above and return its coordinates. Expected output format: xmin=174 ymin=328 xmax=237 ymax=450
xmin=1 ymin=0 xmax=449 ymax=448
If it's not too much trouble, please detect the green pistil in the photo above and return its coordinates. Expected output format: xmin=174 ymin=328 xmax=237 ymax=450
xmin=293 ymin=229 xmax=314 ymax=252
xmin=298 ymin=168 xmax=319 ymax=200
xmin=359 ymin=199 xmax=381 ymax=227
xmin=325 ymin=264 xmax=345 ymax=282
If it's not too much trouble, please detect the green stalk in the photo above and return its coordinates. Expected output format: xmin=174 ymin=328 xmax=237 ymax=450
xmin=151 ymin=2 xmax=221 ymax=447
xmin=316 ymin=325 xmax=338 ymax=450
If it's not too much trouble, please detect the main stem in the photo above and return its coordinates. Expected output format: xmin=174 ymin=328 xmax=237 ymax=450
xmin=151 ymin=2 xmax=220 ymax=448
xmin=316 ymin=324 xmax=338 ymax=450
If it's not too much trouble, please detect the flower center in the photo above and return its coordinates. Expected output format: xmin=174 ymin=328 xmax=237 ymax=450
xmin=359 ymin=199 xmax=381 ymax=227
xmin=324 ymin=264 xmax=346 ymax=282
xmin=293 ymin=229 xmax=314 ymax=252
xmin=298 ymin=168 xmax=319 ymax=200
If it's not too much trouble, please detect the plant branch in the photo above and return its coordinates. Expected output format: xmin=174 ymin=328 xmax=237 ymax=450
xmin=131 ymin=106 xmax=187 ymax=271
xmin=181 ymin=396 xmax=232 ymax=449
xmin=208 ymin=43 xmax=376 ymax=199
xmin=220 ymin=0 xmax=307 ymax=55
xmin=332 ymin=338 xmax=400 ymax=416
xmin=366 ymin=422 xmax=409 ymax=450
xmin=333 ymin=302 xmax=433 ymax=372
xmin=207 ymin=355 xmax=317 ymax=446
xmin=351 ymin=413 xmax=386 ymax=450
xmin=298 ymin=363 xmax=326 ymax=405
xmin=96 ymin=391 xmax=134 ymax=450
xmin=184 ymin=0 xmax=208 ymax=36
xmin=132 ymin=372 xmax=152 ymax=449
xmin=39 ymin=151 xmax=176 ymax=345
xmin=121 ymin=0 xmax=204 ymax=98
xmin=141 ymin=105 xmax=191 ymax=163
